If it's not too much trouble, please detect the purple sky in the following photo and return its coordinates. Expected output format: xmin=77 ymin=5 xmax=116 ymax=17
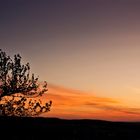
xmin=1 ymin=0 xmax=140 ymax=108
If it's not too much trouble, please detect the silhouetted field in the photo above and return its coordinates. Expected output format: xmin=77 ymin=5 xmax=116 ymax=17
xmin=0 ymin=116 xmax=140 ymax=140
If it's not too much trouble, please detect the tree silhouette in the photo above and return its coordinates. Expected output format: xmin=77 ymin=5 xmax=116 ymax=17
xmin=0 ymin=49 xmax=52 ymax=116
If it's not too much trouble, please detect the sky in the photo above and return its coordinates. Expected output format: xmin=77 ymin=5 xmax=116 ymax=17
xmin=1 ymin=0 xmax=140 ymax=121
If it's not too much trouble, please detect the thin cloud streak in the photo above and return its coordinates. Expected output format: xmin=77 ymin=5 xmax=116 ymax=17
xmin=86 ymin=102 xmax=140 ymax=115
xmin=40 ymin=84 xmax=140 ymax=121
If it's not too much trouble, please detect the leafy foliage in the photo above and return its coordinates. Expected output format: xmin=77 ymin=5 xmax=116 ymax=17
xmin=0 ymin=95 xmax=52 ymax=117
xmin=0 ymin=49 xmax=52 ymax=116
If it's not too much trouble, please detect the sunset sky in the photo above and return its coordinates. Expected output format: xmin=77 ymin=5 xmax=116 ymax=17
xmin=1 ymin=0 xmax=140 ymax=121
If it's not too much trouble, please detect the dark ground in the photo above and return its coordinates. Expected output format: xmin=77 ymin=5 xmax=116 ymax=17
xmin=0 ymin=116 xmax=140 ymax=140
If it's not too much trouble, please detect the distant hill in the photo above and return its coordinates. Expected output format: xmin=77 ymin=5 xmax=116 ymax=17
xmin=0 ymin=116 xmax=140 ymax=140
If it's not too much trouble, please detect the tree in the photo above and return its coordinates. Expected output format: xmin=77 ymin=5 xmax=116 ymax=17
xmin=0 ymin=49 xmax=52 ymax=117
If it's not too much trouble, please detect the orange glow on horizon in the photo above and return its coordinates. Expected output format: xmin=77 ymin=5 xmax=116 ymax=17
xmin=39 ymin=84 xmax=140 ymax=122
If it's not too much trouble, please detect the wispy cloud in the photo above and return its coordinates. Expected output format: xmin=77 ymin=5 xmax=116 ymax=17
xmin=85 ymin=102 xmax=140 ymax=115
xmin=40 ymin=84 xmax=140 ymax=121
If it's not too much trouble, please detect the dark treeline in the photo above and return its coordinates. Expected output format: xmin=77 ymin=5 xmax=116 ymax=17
xmin=0 ymin=116 xmax=140 ymax=140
